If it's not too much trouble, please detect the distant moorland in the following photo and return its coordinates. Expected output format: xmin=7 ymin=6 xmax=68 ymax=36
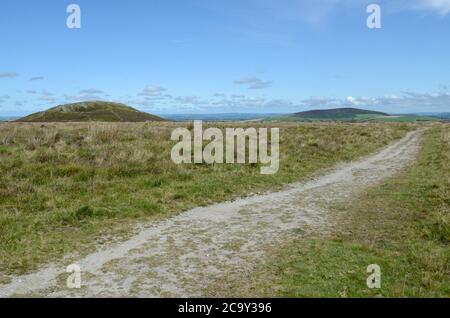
xmin=269 ymin=108 xmax=444 ymax=123
xmin=3 ymin=103 xmax=449 ymax=123
xmin=16 ymin=101 xmax=164 ymax=122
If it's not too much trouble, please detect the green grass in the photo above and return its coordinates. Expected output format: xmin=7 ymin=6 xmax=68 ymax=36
xmin=16 ymin=101 xmax=164 ymax=122
xmin=355 ymin=114 xmax=439 ymax=122
xmin=267 ymin=107 xmax=441 ymax=123
xmin=269 ymin=114 xmax=439 ymax=123
xmin=0 ymin=122 xmax=415 ymax=275
xmin=237 ymin=124 xmax=449 ymax=298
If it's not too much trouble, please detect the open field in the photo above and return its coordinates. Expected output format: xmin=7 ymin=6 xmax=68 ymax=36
xmin=214 ymin=124 xmax=449 ymax=297
xmin=269 ymin=114 xmax=441 ymax=123
xmin=0 ymin=122 xmax=418 ymax=279
xmin=0 ymin=125 xmax=430 ymax=297
xmin=264 ymin=107 xmax=444 ymax=123
xmin=355 ymin=114 xmax=442 ymax=122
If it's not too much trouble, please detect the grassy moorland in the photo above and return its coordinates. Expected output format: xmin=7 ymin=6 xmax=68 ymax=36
xmin=0 ymin=122 xmax=415 ymax=276
xmin=16 ymin=101 xmax=164 ymax=122
xmin=228 ymin=124 xmax=449 ymax=297
xmin=270 ymin=107 xmax=441 ymax=123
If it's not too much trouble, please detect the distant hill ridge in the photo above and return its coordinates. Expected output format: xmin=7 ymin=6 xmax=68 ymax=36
xmin=16 ymin=101 xmax=164 ymax=122
xmin=292 ymin=108 xmax=388 ymax=120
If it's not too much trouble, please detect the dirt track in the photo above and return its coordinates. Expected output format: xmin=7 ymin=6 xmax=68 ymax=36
xmin=0 ymin=130 xmax=423 ymax=297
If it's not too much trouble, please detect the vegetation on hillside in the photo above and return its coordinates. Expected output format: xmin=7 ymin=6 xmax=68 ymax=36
xmin=292 ymin=108 xmax=388 ymax=119
xmin=16 ymin=101 xmax=164 ymax=122
xmin=268 ymin=108 xmax=441 ymax=123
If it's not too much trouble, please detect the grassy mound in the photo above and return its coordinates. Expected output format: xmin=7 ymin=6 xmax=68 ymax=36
xmin=292 ymin=108 xmax=388 ymax=120
xmin=268 ymin=108 xmax=440 ymax=122
xmin=16 ymin=101 xmax=164 ymax=122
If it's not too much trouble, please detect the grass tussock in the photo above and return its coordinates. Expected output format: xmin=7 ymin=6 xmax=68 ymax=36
xmin=0 ymin=121 xmax=415 ymax=274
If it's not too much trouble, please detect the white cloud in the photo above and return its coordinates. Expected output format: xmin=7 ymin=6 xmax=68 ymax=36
xmin=234 ymin=77 xmax=272 ymax=89
xmin=175 ymin=95 xmax=206 ymax=105
xmin=126 ymin=88 xmax=450 ymax=113
xmin=301 ymin=91 xmax=450 ymax=112
xmin=345 ymin=96 xmax=377 ymax=107
xmin=416 ymin=0 xmax=450 ymax=15
xmin=301 ymin=97 xmax=338 ymax=108
xmin=61 ymin=88 xmax=108 ymax=103
xmin=138 ymin=85 xmax=166 ymax=97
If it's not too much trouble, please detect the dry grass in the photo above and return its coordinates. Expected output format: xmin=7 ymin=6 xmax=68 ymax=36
xmin=0 ymin=121 xmax=416 ymax=274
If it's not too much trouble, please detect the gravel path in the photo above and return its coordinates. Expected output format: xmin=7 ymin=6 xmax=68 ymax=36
xmin=0 ymin=130 xmax=423 ymax=298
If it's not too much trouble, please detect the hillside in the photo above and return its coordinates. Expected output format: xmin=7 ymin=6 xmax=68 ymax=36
xmin=16 ymin=101 xmax=164 ymax=122
xmin=431 ymin=113 xmax=450 ymax=120
xmin=292 ymin=108 xmax=389 ymax=120
xmin=266 ymin=107 xmax=440 ymax=122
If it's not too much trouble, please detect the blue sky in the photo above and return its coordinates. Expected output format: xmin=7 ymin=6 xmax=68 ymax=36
xmin=1 ymin=0 xmax=449 ymax=115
